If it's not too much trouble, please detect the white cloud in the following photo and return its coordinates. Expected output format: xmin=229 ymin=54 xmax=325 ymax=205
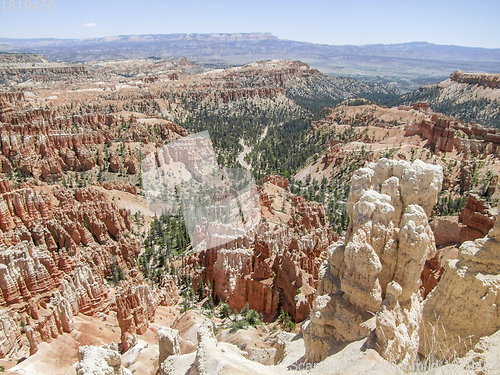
xmin=82 ymin=23 xmax=97 ymax=28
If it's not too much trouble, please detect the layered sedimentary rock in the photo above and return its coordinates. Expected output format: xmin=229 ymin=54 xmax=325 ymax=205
xmin=429 ymin=216 xmax=463 ymax=247
xmin=102 ymin=181 xmax=138 ymax=195
xmin=304 ymin=158 xmax=443 ymax=364
xmin=264 ymin=175 xmax=289 ymax=189
xmin=450 ymin=70 xmax=500 ymax=89
xmin=75 ymin=342 xmax=132 ymax=375
xmin=405 ymin=112 xmax=500 ymax=156
xmin=116 ymin=271 xmax=157 ymax=351
xmin=0 ymin=92 xmax=186 ymax=181
xmin=157 ymin=275 xmax=180 ymax=307
xmin=419 ymin=253 xmax=444 ymax=298
xmin=0 ymin=310 xmax=21 ymax=358
xmin=188 ymin=180 xmax=337 ymax=321
xmin=430 ymin=193 xmax=496 ymax=247
xmin=0 ymin=183 xmax=144 ymax=357
xmin=421 ymin=203 xmax=500 ymax=360
xmin=459 ymin=193 xmax=496 ymax=241
xmin=321 ymin=144 xmax=346 ymax=167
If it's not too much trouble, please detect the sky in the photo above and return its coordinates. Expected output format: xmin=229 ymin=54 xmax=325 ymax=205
xmin=1 ymin=0 xmax=499 ymax=48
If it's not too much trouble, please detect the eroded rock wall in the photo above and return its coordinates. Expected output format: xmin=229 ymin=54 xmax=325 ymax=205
xmin=405 ymin=112 xmax=500 ymax=157
xmin=116 ymin=270 xmax=157 ymax=351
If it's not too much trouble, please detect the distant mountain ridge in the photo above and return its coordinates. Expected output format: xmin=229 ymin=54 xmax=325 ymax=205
xmin=1 ymin=33 xmax=500 ymax=91
xmin=2 ymin=33 xmax=500 ymax=61
xmin=0 ymin=32 xmax=279 ymax=46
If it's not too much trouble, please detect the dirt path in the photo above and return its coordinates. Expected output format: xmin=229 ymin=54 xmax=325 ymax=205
xmin=237 ymin=126 xmax=268 ymax=169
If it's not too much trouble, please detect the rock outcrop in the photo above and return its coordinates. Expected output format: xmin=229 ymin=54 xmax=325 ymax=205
xmin=459 ymin=193 xmax=496 ymax=241
xmin=264 ymin=175 xmax=289 ymax=189
xmin=429 ymin=216 xmax=463 ymax=247
xmin=321 ymin=144 xmax=346 ymax=167
xmin=187 ymin=320 xmax=221 ymax=375
xmin=430 ymin=194 xmax=496 ymax=247
xmin=0 ymin=310 xmax=21 ymax=358
xmin=421 ymin=201 xmax=500 ymax=360
xmin=273 ymin=331 xmax=293 ymax=365
xmin=162 ymin=319 xmax=270 ymax=375
xmin=0 ymin=182 xmax=150 ymax=358
xmin=75 ymin=342 xmax=132 ymax=375
xmin=450 ymin=70 xmax=500 ymax=89
xmin=405 ymin=112 xmax=500 ymax=157
xmin=157 ymin=274 xmax=180 ymax=307
xmin=116 ymin=272 xmax=157 ymax=351
xmin=303 ymin=158 xmax=443 ymax=365
xmin=0 ymin=92 xmax=186 ymax=182
xmin=189 ymin=183 xmax=337 ymax=321
xmin=419 ymin=253 xmax=444 ymax=298
xmin=159 ymin=327 xmax=181 ymax=366
xmin=0 ymin=55 xmax=87 ymax=86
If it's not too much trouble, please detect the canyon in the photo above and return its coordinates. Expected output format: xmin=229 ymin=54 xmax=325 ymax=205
xmin=0 ymin=53 xmax=499 ymax=374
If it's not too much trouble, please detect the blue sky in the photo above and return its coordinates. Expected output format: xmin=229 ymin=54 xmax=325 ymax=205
xmin=1 ymin=0 xmax=499 ymax=48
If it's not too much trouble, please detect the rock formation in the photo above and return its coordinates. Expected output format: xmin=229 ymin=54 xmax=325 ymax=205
xmin=159 ymin=326 xmax=181 ymax=366
xmin=429 ymin=216 xmax=463 ymax=247
xmin=0 ymin=54 xmax=87 ymax=86
xmin=183 ymin=320 xmax=221 ymax=375
xmin=0 ymin=92 xmax=186 ymax=182
xmin=0 ymin=310 xmax=21 ymax=358
xmin=264 ymin=175 xmax=289 ymax=189
xmin=102 ymin=181 xmax=138 ymax=195
xmin=157 ymin=274 xmax=180 ymax=307
xmin=450 ymin=70 xmax=500 ymax=89
xmin=75 ymin=342 xmax=132 ymax=375
xmin=176 ymin=319 xmax=248 ymax=375
xmin=459 ymin=193 xmax=496 ymax=241
xmin=421 ymin=201 xmax=500 ymax=360
xmin=116 ymin=271 xmax=157 ymax=351
xmin=0 ymin=182 xmax=153 ymax=358
xmin=273 ymin=332 xmax=293 ymax=365
xmin=321 ymin=144 xmax=346 ymax=167
xmin=189 ymin=180 xmax=337 ymax=321
xmin=430 ymin=193 xmax=496 ymax=248
xmin=419 ymin=253 xmax=444 ymax=298
xmin=405 ymin=112 xmax=500 ymax=157
xmin=303 ymin=158 xmax=443 ymax=365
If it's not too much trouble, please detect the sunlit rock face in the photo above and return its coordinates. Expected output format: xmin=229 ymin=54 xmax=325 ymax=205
xmin=421 ymin=201 xmax=500 ymax=360
xmin=304 ymin=158 xmax=443 ymax=365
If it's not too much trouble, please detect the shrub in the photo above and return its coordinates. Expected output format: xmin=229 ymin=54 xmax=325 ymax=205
xmin=285 ymin=321 xmax=296 ymax=332
xmin=220 ymin=303 xmax=231 ymax=319
xmin=245 ymin=309 xmax=261 ymax=327
xmin=230 ymin=319 xmax=248 ymax=333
